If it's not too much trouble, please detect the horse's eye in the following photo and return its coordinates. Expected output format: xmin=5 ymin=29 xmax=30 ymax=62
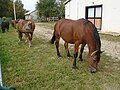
xmin=93 ymin=59 xmax=97 ymax=63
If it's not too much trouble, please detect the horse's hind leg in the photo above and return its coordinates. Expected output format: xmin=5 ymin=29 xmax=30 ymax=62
xmin=79 ymin=43 xmax=86 ymax=61
xmin=64 ymin=42 xmax=72 ymax=57
xmin=55 ymin=36 xmax=61 ymax=57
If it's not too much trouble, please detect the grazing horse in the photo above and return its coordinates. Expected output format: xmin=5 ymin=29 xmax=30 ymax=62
xmin=50 ymin=18 xmax=102 ymax=73
xmin=1 ymin=21 xmax=9 ymax=32
xmin=17 ymin=19 xmax=35 ymax=47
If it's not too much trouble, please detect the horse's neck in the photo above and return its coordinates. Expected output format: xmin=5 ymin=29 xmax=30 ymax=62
xmin=87 ymin=40 xmax=100 ymax=54
xmin=87 ymin=30 xmax=101 ymax=54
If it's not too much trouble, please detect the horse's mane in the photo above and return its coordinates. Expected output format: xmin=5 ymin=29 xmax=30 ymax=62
xmin=81 ymin=19 xmax=101 ymax=51
xmin=93 ymin=28 xmax=101 ymax=51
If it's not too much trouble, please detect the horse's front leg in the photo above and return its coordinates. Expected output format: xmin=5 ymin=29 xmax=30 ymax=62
xmin=79 ymin=43 xmax=86 ymax=61
xmin=29 ymin=33 xmax=33 ymax=47
xmin=55 ymin=37 xmax=61 ymax=57
xmin=18 ymin=31 xmax=23 ymax=42
xmin=26 ymin=33 xmax=33 ymax=47
xmin=24 ymin=33 xmax=29 ymax=43
xmin=64 ymin=42 xmax=72 ymax=57
xmin=72 ymin=42 xmax=80 ymax=69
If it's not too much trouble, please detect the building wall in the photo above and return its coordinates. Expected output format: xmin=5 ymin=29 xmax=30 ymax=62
xmin=65 ymin=0 xmax=120 ymax=33
xmin=30 ymin=10 xmax=38 ymax=20
xmin=25 ymin=10 xmax=38 ymax=21
xmin=25 ymin=15 xmax=30 ymax=20
xmin=65 ymin=0 xmax=79 ymax=20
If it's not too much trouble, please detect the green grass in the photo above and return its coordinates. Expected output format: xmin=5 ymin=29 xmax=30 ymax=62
xmin=0 ymin=26 xmax=120 ymax=90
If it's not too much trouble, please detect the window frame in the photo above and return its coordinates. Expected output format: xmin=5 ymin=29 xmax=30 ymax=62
xmin=85 ymin=5 xmax=103 ymax=30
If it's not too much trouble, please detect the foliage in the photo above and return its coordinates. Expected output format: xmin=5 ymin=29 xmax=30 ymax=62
xmin=57 ymin=0 xmax=65 ymax=17
xmin=0 ymin=0 xmax=12 ymax=17
xmin=15 ymin=0 xmax=26 ymax=19
xmin=0 ymin=0 xmax=26 ymax=19
xmin=36 ymin=0 xmax=65 ymax=18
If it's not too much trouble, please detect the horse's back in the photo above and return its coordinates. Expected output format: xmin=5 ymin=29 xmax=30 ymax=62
xmin=55 ymin=18 xmax=91 ymax=32
xmin=18 ymin=19 xmax=35 ymax=33
xmin=54 ymin=19 xmax=86 ymax=42
xmin=54 ymin=18 xmax=100 ymax=44
xmin=54 ymin=19 xmax=77 ymax=43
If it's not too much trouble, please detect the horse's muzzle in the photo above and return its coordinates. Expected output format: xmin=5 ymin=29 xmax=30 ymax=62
xmin=89 ymin=67 xmax=97 ymax=73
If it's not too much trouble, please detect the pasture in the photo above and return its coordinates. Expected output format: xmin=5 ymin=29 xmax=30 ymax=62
xmin=0 ymin=24 xmax=120 ymax=90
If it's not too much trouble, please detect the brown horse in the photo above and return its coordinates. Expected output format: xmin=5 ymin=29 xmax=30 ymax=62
xmin=17 ymin=19 xmax=35 ymax=47
xmin=50 ymin=18 xmax=102 ymax=73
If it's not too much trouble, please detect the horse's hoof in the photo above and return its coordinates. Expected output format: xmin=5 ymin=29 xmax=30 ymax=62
xmin=72 ymin=66 xmax=78 ymax=70
xmin=89 ymin=68 xmax=97 ymax=73
xmin=18 ymin=40 xmax=21 ymax=43
xmin=57 ymin=54 xmax=62 ymax=57
xmin=78 ymin=59 xmax=84 ymax=63
xmin=25 ymin=41 xmax=28 ymax=43
xmin=79 ymin=58 xmax=83 ymax=61
xmin=67 ymin=55 xmax=72 ymax=57
xmin=58 ymin=55 xmax=62 ymax=57
xmin=18 ymin=39 xmax=22 ymax=43
xmin=68 ymin=57 xmax=73 ymax=60
xmin=29 ymin=45 xmax=32 ymax=48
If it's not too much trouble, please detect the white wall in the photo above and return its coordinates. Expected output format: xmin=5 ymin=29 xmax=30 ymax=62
xmin=25 ymin=10 xmax=38 ymax=21
xmin=65 ymin=0 xmax=80 ymax=20
xmin=30 ymin=10 xmax=38 ymax=20
xmin=65 ymin=0 xmax=120 ymax=33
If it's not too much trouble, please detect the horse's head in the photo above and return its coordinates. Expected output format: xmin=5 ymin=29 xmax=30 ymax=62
xmin=88 ymin=50 xmax=102 ymax=73
xmin=11 ymin=20 xmax=18 ymax=29
xmin=27 ymin=21 xmax=32 ymax=29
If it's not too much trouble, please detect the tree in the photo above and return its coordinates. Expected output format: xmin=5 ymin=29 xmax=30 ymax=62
xmin=57 ymin=0 xmax=65 ymax=17
xmin=0 ymin=0 xmax=26 ymax=19
xmin=15 ymin=0 xmax=26 ymax=19
xmin=36 ymin=0 xmax=57 ymax=17
xmin=0 ymin=0 xmax=12 ymax=17
xmin=36 ymin=0 xmax=65 ymax=19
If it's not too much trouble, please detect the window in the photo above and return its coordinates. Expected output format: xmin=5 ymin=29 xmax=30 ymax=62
xmin=85 ymin=5 xmax=102 ymax=30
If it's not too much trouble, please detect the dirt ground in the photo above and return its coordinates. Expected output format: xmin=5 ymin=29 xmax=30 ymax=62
xmin=34 ymin=23 xmax=120 ymax=60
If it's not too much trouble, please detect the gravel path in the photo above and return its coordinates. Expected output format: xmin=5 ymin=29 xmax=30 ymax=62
xmin=34 ymin=23 xmax=120 ymax=60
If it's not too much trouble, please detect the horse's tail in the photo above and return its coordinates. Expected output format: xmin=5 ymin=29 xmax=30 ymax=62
xmin=50 ymin=31 xmax=55 ymax=44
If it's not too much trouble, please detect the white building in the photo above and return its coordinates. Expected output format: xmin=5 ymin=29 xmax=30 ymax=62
xmin=25 ymin=10 xmax=39 ymax=21
xmin=65 ymin=0 xmax=120 ymax=33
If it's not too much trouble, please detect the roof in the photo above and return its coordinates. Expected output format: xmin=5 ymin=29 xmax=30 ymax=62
xmin=64 ymin=0 xmax=71 ymax=5
xmin=25 ymin=10 xmax=37 ymax=15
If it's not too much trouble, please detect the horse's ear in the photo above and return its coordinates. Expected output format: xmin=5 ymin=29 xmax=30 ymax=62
xmin=100 ymin=51 xmax=104 ymax=53
xmin=91 ymin=50 xmax=103 ymax=56
xmin=91 ymin=50 xmax=98 ymax=56
xmin=28 ymin=21 xmax=32 ymax=24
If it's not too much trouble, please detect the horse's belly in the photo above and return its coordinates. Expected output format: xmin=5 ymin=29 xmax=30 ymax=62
xmin=62 ymin=37 xmax=74 ymax=44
